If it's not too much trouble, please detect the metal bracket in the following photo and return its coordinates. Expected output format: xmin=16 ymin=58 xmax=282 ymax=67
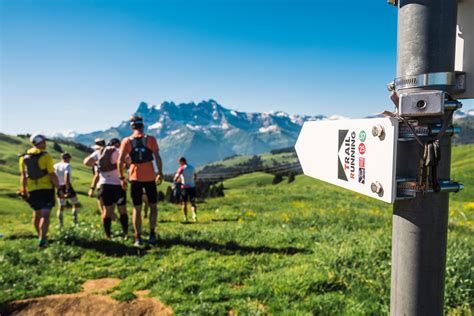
xmin=396 ymin=178 xmax=463 ymax=200
xmin=394 ymin=71 xmax=466 ymax=93
xmin=398 ymin=90 xmax=445 ymax=116
xmin=397 ymin=90 xmax=463 ymax=117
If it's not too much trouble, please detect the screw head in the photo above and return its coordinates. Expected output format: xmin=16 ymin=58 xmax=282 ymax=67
xmin=371 ymin=182 xmax=383 ymax=195
xmin=372 ymin=125 xmax=385 ymax=138
xmin=416 ymin=100 xmax=427 ymax=109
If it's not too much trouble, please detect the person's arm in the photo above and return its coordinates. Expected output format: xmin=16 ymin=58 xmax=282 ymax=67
xmin=149 ymin=137 xmax=163 ymax=177
xmin=124 ymin=155 xmax=131 ymax=168
xmin=88 ymin=171 xmax=100 ymax=197
xmin=83 ymin=155 xmax=97 ymax=167
xmin=20 ymin=172 xmax=28 ymax=191
xmin=49 ymin=173 xmax=60 ymax=189
xmin=153 ymin=149 xmax=163 ymax=177
xmin=20 ymin=170 xmax=28 ymax=199
xmin=18 ymin=157 xmax=28 ymax=197
xmin=173 ymin=169 xmax=182 ymax=183
xmin=118 ymin=143 xmax=128 ymax=190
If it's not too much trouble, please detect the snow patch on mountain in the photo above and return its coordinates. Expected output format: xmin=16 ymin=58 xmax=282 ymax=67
xmin=328 ymin=114 xmax=349 ymax=120
xmin=149 ymin=122 xmax=162 ymax=130
xmin=49 ymin=130 xmax=78 ymax=139
xmin=454 ymin=109 xmax=474 ymax=120
xmin=259 ymin=125 xmax=279 ymax=133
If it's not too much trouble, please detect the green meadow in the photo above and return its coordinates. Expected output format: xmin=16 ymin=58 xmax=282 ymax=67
xmin=0 ymin=134 xmax=472 ymax=315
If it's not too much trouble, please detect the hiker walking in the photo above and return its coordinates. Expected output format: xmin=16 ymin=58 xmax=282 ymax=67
xmin=19 ymin=134 xmax=61 ymax=248
xmin=118 ymin=116 xmax=163 ymax=247
xmin=54 ymin=152 xmax=80 ymax=226
xmin=174 ymin=157 xmax=197 ymax=222
xmin=85 ymin=139 xmax=108 ymax=220
xmin=84 ymin=138 xmax=129 ymax=238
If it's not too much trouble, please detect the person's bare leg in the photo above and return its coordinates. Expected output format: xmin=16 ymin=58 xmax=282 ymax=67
xmin=118 ymin=205 xmax=129 ymax=236
xmin=33 ymin=210 xmax=41 ymax=237
xmin=102 ymin=205 xmax=114 ymax=238
xmin=191 ymin=202 xmax=197 ymax=221
xmin=133 ymin=205 xmax=142 ymax=241
xmin=57 ymin=204 xmax=65 ymax=227
xmin=182 ymin=202 xmax=188 ymax=222
xmin=97 ymin=200 xmax=105 ymax=216
xmin=39 ymin=209 xmax=51 ymax=241
xmin=149 ymin=203 xmax=157 ymax=234
xmin=143 ymin=195 xmax=149 ymax=219
xmin=71 ymin=203 xmax=79 ymax=224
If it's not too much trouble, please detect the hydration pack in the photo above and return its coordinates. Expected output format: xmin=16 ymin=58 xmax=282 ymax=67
xmin=22 ymin=152 xmax=48 ymax=180
xmin=130 ymin=135 xmax=154 ymax=164
xmin=97 ymin=147 xmax=117 ymax=172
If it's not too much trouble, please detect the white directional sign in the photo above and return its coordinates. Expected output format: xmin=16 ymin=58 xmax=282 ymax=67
xmin=295 ymin=118 xmax=399 ymax=203
xmin=455 ymin=0 xmax=474 ymax=99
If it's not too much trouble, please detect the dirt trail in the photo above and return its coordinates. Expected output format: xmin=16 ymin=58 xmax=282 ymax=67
xmin=0 ymin=278 xmax=173 ymax=316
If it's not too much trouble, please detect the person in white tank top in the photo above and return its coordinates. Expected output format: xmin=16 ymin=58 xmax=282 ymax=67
xmin=54 ymin=152 xmax=80 ymax=226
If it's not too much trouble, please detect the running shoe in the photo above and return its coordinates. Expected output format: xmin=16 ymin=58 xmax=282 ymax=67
xmin=38 ymin=239 xmax=47 ymax=249
xmin=134 ymin=239 xmax=143 ymax=247
xmin=148 ymin=233 xmax=157 ymax=245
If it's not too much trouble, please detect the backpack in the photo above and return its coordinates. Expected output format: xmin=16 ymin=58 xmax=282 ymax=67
xmin=97 ymin=147 xmax=117 ymax=172
xmin=129 ymin=135 xmax=154 ymax=164
xmin=22 ymin=152 xmax=48 ymax=180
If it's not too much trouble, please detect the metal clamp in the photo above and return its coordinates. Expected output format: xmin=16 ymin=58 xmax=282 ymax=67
xmin=398 ymin=125 xmax=461 ymax=141
xmin=394 ymin=71 xmax=466 ymax=93
xmin=396 ymin=178 xmax=463 ymax=200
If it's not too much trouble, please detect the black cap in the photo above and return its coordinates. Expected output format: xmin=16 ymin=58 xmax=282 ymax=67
xmin=108 ymin=138 xmax=121 ymax=147
xmin=130 ymin=115 xmax=144 ymax=129
xmin=61 ymin=152 xmax=72 ymax=160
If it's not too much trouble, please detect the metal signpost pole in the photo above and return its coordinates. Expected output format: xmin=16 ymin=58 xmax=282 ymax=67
xmin=390 ymin=0 xmax=458 ymax=314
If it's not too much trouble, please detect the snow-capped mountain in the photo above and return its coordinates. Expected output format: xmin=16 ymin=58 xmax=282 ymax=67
xmin=453 ymin=109 xmax=474 ymax=120
xmin=71 ymin=100 xmax=326 ymax=172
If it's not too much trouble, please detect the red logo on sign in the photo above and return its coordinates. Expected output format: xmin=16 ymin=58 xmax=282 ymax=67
xmin=359 ymin=157 xmax=365 ymax=168
xmin=358 ymin=143 xmax=366 ymax=155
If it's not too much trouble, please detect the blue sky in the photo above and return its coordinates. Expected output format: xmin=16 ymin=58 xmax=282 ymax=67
xmin=1 ymin=0 xmax=471 ymax=135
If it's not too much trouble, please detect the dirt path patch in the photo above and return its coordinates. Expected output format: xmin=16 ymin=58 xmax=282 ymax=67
xmin=82 ymin=278 xmax=121 ymax=295
xmin=0 ymin=278 xmax=173 ymax=316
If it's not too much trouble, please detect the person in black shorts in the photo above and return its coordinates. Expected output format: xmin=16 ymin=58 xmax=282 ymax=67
xmin=174 ymin=157 xmax=198 ymax=222
xmin=19 ymin=134 xmax=62 ymax=248
xmin=118 ymin=116 xmax=163 ymax=247
xmin=83 ymin=138 xmax=129 ymax=239
xmin=54 ymin=153 xmax=80 ymax=226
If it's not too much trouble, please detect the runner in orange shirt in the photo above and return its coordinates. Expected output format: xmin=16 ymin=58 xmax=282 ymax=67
xmin=118 ymin=116 xmax=163 ymax=247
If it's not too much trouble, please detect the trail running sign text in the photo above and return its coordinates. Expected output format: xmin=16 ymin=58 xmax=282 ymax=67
xmin=295 ymin=117 xmax=399 ymax=203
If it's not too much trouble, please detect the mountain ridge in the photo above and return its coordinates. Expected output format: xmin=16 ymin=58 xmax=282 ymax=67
xmin=67 ymin=100 xmax=327 ymax=172
xmin=56 ymin=100 xmax=474 ymax=172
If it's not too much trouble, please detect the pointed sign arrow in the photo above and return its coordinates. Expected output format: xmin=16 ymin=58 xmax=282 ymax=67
xmin=294 ymin=117 xmax=399 ymax=203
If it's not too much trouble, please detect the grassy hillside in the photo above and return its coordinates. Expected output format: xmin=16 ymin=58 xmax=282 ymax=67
xmin=200 ymin=151 xmax=298 ymax=170
xmin=0 ymin=134 xmax=472 ymax=314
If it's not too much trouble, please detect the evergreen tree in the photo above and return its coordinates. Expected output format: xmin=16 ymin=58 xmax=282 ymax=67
xmin=53 ymin=142 xmax=63 ymax=153
xmin=288 ymin=172 xmax=296 ymax=183
xmin=272 ymin=174 xmax=283 ymax=185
